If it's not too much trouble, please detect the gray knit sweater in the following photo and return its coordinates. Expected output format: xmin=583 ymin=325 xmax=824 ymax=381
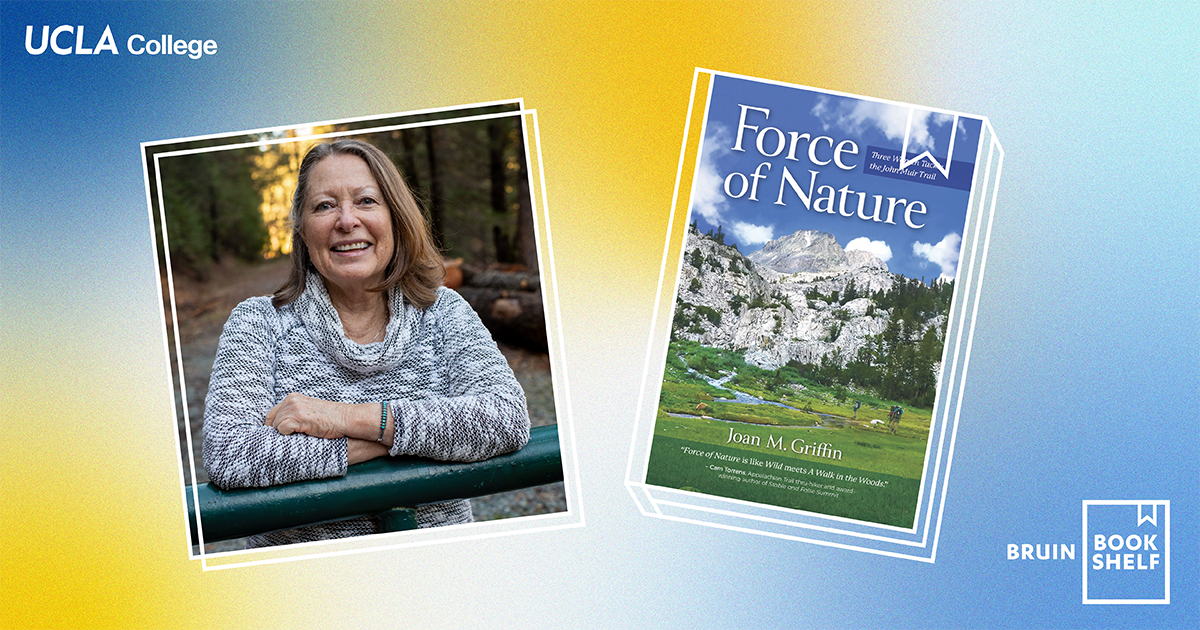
xmin=203 ymin=274 xmax=530 ymax=547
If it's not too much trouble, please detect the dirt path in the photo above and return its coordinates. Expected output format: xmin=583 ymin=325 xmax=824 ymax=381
xmin=169 ymin=257 xmax=292 ymax=485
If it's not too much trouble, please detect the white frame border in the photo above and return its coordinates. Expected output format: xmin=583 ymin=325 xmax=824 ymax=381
xmin=140 ymin=101 xmax=585 ymax=571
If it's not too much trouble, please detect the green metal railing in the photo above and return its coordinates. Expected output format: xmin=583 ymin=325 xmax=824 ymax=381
xmin=187 ymin=424 xmax=561 ymax=543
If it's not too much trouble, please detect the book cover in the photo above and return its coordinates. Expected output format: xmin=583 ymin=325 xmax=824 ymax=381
xmin=628 ymin=70 xmax=1003 ymax=559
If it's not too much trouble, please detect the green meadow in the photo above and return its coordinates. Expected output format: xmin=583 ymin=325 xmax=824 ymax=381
xmin=646 ymin=341 xmax=935 ymax=526
xmin=646 ymin=435 xmax=920 ymax=527
xmin=653 ymin=409 xmax=928 ymax=480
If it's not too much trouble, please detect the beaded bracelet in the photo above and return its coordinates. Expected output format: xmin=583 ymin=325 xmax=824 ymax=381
xmin=377 ymin=401 xmax=388 ymax=443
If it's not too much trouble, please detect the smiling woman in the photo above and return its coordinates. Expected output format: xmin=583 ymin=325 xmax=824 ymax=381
xmin=298 ymin=153 xmax=396 ymax=341
xmin=202 ymin=139 xmax=531 ymax=548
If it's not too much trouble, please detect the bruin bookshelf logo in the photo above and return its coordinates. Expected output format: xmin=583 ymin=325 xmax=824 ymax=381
xmin=23 ymin=25 xmax=218 ymax=59
xmin=1082 ymin=500 xmax=1170 ymax=605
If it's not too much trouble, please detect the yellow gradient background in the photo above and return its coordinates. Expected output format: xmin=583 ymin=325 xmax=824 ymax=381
xmin=5 ymin=1 xmax=1194 ymax=628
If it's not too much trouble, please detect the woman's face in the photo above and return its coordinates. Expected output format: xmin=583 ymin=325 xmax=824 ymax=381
xmin=300 ymin=154 xmax=395 ymax=296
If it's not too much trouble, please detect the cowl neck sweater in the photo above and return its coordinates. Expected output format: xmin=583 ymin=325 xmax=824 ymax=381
xmin=292 ymin=273 xmax=419 ymax=375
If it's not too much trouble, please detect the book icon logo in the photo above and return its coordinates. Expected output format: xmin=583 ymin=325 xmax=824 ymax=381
xmin=1082 ymin=500 xmax=1171 ymax=604
xmin=898 ymin=109 xmax=958 ymax=178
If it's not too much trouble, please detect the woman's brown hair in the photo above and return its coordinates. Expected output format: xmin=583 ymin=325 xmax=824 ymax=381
xmin=272 ymin=139 xmax=444 ymax=309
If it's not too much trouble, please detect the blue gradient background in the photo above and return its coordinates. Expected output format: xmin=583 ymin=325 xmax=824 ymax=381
xmin=1 ymin=1 xmax=1196 ymax=628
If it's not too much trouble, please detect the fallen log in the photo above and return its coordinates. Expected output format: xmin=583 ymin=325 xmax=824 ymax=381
xmin=461 ymin=267 xmax=541 ymax=291
xmin=456 ymin=286 xmax=547 ymax=352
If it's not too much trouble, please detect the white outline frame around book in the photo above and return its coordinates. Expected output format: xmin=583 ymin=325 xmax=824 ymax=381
xmin=625 ymin=69 xmax=1003 ymax=563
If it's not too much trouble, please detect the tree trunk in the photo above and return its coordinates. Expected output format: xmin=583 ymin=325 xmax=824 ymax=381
xmin=398 ymin=128 xmax=421 ymax=192
xmin=515 ymin=124 xmax=538 ymax=272
xmin=488 ymin=121 xmax=507 ymax=215
xmin=423 ymin=126 xmax=445 ymax=251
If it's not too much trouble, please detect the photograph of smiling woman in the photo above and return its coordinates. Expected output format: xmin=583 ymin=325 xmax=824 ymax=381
xmin=201 ymin=138 xmax=532 ymax=547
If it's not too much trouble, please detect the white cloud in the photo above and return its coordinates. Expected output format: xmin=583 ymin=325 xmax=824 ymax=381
xmin=689 ymin=123 xmax=772 ymax=246
xmin=691 ymin=122 xmax=733 ymax=225
xmin=856 ymin=102 xmax=915 ymax=145
xmin=811 ymin=98 xmax=952 ymax=154
xmin=912 ymin=233 xmax=961 ymax=280
xmin=845 ymin=236 xmax=892 ymax=262
xmin=730 ymin=221 xmax=774 ymax=245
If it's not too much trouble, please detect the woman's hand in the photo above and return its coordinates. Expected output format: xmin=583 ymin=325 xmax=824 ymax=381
xmin=264 ymin=393 xmax=393 ymax=448
xmin=264 ymin=393 xmax=353 ymax=439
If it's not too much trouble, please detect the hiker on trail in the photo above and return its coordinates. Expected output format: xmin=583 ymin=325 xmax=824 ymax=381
xmin=204 ymin=139 xmax=529 ymax=549
xmin=853 ymin=400 xmax=861 ymax=420
xmin=889 ymin=406 xmax=904 ymax=434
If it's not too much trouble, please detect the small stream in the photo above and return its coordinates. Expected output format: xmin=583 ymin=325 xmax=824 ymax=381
xmin=667 ymin=411 xmax=836 ymax=429
xmin=679 ymin=358 xmax=840 ymax=428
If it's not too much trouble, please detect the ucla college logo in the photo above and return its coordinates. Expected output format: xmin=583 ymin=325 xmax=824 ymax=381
xmin=1082 ymin=500 xmax=1170 ymax=604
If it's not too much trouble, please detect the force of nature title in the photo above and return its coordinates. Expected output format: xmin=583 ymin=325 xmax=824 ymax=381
xmin=25 ymin=25 xmax=217 ymax=60
xmin=723 ymin=104 xmax=933 ymax=230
